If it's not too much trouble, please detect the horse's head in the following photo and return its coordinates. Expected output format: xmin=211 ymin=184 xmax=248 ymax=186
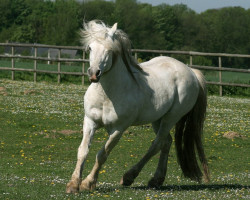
xmin=81 ymin=20 xmax=143 ymax=83
xmin=85 ymin=23 xmax=118 ymax=83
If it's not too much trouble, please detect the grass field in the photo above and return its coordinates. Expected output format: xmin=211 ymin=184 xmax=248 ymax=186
xmin=0 ymin=79 xmax=249 ymax=199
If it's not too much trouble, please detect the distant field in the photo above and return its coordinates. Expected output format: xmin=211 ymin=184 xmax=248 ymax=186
xmin=0 ymin=60 xmax=249 ymax=83
xmin=0 ymin=60 xmax=84 ymax=72
xmin=0 ymin=59 xmax=249 ymax=96
xmin=0 ymin=60 xmax=88 ymax=84
xmin=0 ymin=79 xmax=249 ymax=199
xmin=203 ymin=70 xmax=249 ymax=84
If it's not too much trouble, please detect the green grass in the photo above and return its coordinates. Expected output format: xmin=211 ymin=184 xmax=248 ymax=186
xmin=0 ymin=79 xmax=249 ymax=199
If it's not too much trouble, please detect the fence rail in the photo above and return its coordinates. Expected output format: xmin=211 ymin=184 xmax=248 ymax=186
xmin=0 ymin=43 xmax=249 ymax=96
xmin=132 ymin=49 xmax=250 ymax=58
xmin=0 ymin=43 xmax=87 ymax=84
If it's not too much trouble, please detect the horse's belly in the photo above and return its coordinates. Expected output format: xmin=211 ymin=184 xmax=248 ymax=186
xmin=133 ymin=99 xmax=173 ymax=125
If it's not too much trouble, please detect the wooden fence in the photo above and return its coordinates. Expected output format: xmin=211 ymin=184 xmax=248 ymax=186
xmin=0 ymin=43 xmax=88 ymax=85
xmin=133 ymin=49 xmax=250 ymax=96
xmin=0 ymin=43 xmax=249 ymax=96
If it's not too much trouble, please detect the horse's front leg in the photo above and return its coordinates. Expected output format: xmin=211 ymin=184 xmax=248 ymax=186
xmin=66 ymin=116 xmax=96 ymax=193
xmin=80 ymin=130 xmax=123 ymax=191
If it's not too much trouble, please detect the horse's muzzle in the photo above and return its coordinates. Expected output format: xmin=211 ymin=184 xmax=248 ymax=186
xmin=88 ymin=68 xmax=101 ymax=83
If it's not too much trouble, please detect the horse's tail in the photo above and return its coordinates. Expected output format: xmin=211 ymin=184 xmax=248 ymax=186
xmin=175 ymin=69 xmax=210 ymax=183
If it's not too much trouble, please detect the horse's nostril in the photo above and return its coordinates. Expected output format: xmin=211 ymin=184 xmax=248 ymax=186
xmin=96 ymin=70 xmax=101 ymax=77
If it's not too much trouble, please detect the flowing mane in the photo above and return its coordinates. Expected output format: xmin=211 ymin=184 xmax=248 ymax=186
xmin=80 ymin=20 xmax=144 ymax=79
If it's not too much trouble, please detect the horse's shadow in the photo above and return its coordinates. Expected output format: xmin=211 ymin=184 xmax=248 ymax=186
xmin=131 ymin=184 xmax=249 ymax=191
xmin=96 ymin=184 xmax=249 ymax=193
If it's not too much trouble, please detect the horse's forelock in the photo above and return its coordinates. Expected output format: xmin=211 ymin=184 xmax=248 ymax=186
xmin=81 ymin=20 xmax=116 ymax=50
xmin=81 ymin=20 xmax=143 ymax=78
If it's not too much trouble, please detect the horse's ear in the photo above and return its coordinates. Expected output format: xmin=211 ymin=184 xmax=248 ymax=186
xmin=108 ymin=23 xmax=118 ymax=38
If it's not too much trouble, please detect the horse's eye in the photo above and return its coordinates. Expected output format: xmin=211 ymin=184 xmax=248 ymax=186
xmin=88 ymin=46 xmax=91 ymax=51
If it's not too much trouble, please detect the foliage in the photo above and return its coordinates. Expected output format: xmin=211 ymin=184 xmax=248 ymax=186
xmin=0 ymin=79 xmax=249 ymax=199
xmin=0 ymin=0 xmax=249 ymax=79
xmin=0 ymin=1 xmax=249 ymax=55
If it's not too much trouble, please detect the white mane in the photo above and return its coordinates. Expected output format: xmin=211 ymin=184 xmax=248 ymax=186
xmin=80 ymin=20 xmax=143 ymax=75
xmin=81 ymin=20 xmax=126 ymax=52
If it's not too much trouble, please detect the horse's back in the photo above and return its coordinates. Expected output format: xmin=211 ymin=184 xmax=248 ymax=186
xmin=135 ymin=56 xmax=200 ymax=122
xmin=140 ymin=56 xmax=198 ymax=95
xmin=141 ymin=56 xmax=190 ymax=73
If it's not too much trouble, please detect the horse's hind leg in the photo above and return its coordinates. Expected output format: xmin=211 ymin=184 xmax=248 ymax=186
xmin=121 ymin=114 xmax=178 ymax=187
xmin=147 ymin=120 xmax=173 ymax=188
xmin=120 ymin=117 xmax=174 ymax=187
xmin=148 ymin=133 xmax=172 ymax=188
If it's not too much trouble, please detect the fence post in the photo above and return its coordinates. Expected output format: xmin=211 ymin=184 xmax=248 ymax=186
xmin=58 ymin=49 xmax=61 ymax=83
xmin=48 ymin=49 xmax=50 ymax=65
xmin=219 ymin=56 xmax=222 ymax=96
xmin=82 ymin=51 xmax=85 ymax=85
xmin=34 ymin=47 xmax=37 ymax=82
xmin=189 ymin=55 xmax=193 ymax=67
xmin=135 ymin=52 xmax=138 ymax=61
xmin=11 ymin=46 xmax=15 ymax=80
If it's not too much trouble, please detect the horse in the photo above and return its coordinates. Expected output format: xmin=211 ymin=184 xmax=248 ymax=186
xmin=66 ymin=20 xmax=209 ymax=193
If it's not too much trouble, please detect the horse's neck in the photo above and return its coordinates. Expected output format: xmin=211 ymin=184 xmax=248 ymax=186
xmin=99 ymin=56 xmax=137 ymax=96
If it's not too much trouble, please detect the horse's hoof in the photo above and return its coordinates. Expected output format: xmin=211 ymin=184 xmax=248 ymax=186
xmin=66 ymin=181 xmax=79 ymax=194
xmin=120 ymin=169 xmax=139 ymax=186
xmin=147 ymin=177 xmax=164 ymax=188
xmin=80 ymin=178 xmax=96 ymax=191
xmin=120 ymin=175 xmax=134 ymax=186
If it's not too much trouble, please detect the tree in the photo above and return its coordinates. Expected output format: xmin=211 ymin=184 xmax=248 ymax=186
xmin=80 ymin=0 xmax=115 ymax=23
xmin=0 ymin=0 xmax=12 ymax=31
xmin=152 ymin=4 xmax=183 ymax=50
xmin=43 ymin=0 xmax=80 ymax=45
xmin=0 ymin=0 xmax=249 ymax=61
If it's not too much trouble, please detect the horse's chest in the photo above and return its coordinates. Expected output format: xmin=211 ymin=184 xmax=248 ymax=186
xmin=84 ymin=84 xmax=138 ymax=127
xmin=84 ymin=95 xmax=118 ymax=125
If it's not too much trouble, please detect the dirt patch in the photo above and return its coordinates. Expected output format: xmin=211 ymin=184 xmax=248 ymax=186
xmin=23 ymin=90 xmax=38 ymax=95
xmin=43 ymin=134 xmax=57 ymax=139
xmin=37 ymin=129 xmax=80 ymax=138
xmin=57 ymin=130 xmax=81 ymax=135
xmin=0 ymin=87 xmax=6 ymax=91
xmin=223 ymin=131 xmax=247 ymax=139
xmin=0 ymin=87 xmax=8 ymax=96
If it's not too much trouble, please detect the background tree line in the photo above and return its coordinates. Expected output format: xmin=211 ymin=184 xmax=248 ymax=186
xmin=0 ymin=0 xmax=249 ymax=68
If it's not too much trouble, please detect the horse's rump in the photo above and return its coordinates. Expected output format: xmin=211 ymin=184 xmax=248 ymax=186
xmin=175 ymin=69 xmax=210 ymax=182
